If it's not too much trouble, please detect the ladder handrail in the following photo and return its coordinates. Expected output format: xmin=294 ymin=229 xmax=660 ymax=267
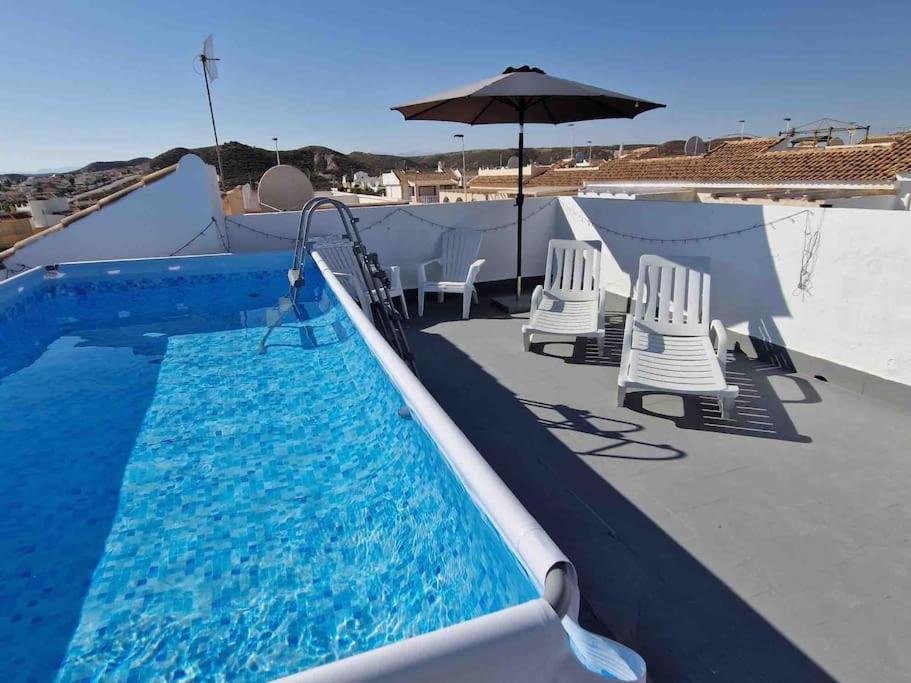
xmin=288 ymin=197 xmax=417 ymax=374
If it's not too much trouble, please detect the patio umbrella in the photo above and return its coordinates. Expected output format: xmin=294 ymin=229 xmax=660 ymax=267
xmin=391 ymin=66 xmax=665 ymax=311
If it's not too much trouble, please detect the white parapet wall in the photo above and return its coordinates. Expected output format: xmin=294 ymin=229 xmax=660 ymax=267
xmin=224 ymin=197 xmax=562 ymax=289
xmin=557 ymin=196 xmax=911 ymax=388
xmin=0 ymin=155 xmax=225 ymax=273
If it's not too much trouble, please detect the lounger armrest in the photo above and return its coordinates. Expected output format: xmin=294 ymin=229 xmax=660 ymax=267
xmin=465 ymin=258 xmax=486 ymax=286
xmin=529 ymin=285 xmax=544 ymax=317
xmin=417 ymin=258 xmax=441 ymax=286
xmin=710 ymin=319 xmax=728 ymax=376
xmin=618 ymin=314 xmax=634 ymax=382
xmin=598 ymin=288 xmax=608 ymax=328
xmin=388 ymin=265 xmax=403 ymax=292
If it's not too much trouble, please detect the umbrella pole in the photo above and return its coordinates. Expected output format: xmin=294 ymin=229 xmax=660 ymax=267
xmin=515 ymin=115 xmax=525 ymax=300
xmin=491 ymin=112 xmax=531 ymax=313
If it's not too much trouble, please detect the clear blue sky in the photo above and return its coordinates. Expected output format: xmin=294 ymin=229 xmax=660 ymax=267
xmin=2 ymin=0 xmax=908 ymax=172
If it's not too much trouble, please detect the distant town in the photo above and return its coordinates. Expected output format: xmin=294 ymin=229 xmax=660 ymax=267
xmin=5 ymin=121 xmax=911 ymax=252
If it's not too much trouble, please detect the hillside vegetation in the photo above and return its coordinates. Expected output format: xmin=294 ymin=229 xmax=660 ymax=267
xmin=150 ymin=141 xmax=657 ymax=190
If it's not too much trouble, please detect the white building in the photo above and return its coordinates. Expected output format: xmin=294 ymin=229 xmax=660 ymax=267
xmin=380 ymin=163 xmax=459 ymax=203
xmin=345 ymin=170 xmax=382 ymax=192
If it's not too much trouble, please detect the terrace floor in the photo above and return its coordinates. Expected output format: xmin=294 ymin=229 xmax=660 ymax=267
xmin=403 ymin=288 xmax=911 ymax=683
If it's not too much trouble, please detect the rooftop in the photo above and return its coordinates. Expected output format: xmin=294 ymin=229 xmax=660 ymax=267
xmin=392 ymin=168 xmax=460 ymax=185
xmin=407 ymin=288 xmax=911 ymax=683
xmin=523 ymin=134 xmax=911 ymax=191
xmin=4 ymin=153 xmax=911 ymax=681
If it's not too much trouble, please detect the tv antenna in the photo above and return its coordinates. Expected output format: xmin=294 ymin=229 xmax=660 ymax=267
xmin=198 ymin=35 xmax=225 ymax=191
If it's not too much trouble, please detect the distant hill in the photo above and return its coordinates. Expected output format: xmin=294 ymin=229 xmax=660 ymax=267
xmin=78 ymin=157 xmax=151 ymax=173
xmin=150 ymin=141 xmax=658 ymax=190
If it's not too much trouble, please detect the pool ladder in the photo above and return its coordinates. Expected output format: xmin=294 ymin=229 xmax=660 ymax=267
xmin=268 ymin=197 xmax=416 ymax=373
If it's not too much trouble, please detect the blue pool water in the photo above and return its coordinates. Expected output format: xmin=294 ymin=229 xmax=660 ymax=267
xmin=0 ymin=258 xmax=537 ymax=681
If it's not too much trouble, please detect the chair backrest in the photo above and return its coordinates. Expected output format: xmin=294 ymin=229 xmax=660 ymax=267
xmin=310 ymin=237 xmax=371 ymax=314
xmin=439 ymin=230 xmax=483 ymax=281
xmin=632 ymin=254 xmax=711 ymax=336
xmin=542 ymin=239 xmax=602 ymax=301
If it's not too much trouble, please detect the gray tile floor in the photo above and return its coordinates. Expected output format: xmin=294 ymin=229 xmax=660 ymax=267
xmin=404 ymin=292 xmax=911 ymax=683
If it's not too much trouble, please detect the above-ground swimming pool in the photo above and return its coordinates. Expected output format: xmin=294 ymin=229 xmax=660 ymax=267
xmin=0 ymin=251 xmax=643 ymax=682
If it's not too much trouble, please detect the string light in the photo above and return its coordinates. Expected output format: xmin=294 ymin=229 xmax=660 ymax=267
xmin=564 ymin=206 xmax=811 ymax=244
xmin=224 ymin=198 xmax=559 ymax=241
xmin=169 ymin=217 xmax=219 ymax=256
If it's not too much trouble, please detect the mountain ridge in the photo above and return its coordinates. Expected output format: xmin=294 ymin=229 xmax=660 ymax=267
xmin=148 ymin=141 xmax=658 ymax=190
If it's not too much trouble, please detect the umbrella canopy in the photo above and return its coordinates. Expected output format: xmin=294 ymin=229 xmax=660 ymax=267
xmin=391 ymin=66 xmax=665 ymax=309
xmin=392 ymin=66 xmax=665 ymax=125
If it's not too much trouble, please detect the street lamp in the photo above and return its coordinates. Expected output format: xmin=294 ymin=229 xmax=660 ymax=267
xmin=587 ymin=140 xmax=592 ymax=162
xmin=272 ymin=137 xmax=280 ymax=165
xmin=453 ymin=133 xmax=466 ymax=200
xmin=738 ymin=120 xmax=746 ymax=140
xmin=568 ymin=123 xmax=575 ymax=160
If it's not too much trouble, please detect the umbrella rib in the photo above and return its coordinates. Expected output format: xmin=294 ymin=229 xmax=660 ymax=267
xmin=402 ymin=99 xmax=451 ymax=120
xmin=540 ymin=99 xmax=559 ymax=125
xmin=583 ymin=96 xmax=636 ymax=120
xmin=469 ymin=99 xmax=496 ymax=125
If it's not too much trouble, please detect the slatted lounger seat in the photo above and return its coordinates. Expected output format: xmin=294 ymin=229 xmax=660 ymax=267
xmin=522 ymin=239 xmax=605 ymax=354
xmin=617 ymin=255 xmax=739 ymax=418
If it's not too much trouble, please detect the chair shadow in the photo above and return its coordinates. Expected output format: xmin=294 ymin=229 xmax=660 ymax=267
xmin=519 ymin=398 xmax=686 ymax=461
xmin=533 ymin=310 xmax=816 ymax=444
xmin=625 ymin=351 xmax=817 ymax=444
xmin=404 ymin=306 xmax=836 ymax=683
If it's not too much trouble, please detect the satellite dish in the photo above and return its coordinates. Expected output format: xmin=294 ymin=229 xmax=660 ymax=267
xmin=202 ymin=35 xmax=218 ymax=80
xmin=506 ymin=155 xmax=520 ymax=169
xmin=258 ymin=165 xmax=314 ymax=211
xmin=684 ymin=136 xmax=706 ymax=156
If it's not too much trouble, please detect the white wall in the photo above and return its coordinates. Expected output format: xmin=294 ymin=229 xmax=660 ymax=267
xmin=558 ymin=196 xmax=911 ymax=386
xmin=225 ymin=198 xmax=561 ymax=289
xmin=4 ymin=155 xmax=225 ymax=270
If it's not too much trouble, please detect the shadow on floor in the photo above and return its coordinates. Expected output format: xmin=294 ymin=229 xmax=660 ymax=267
xmin=404 ymin=296 xmax=835 ymax=683
xmin=520 ymin=398 xmax=686 ymax=461
xmin=531 ymin=310 xmax=816 ymax=444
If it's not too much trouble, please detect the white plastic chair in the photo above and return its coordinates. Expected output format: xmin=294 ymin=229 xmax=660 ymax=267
xmin=617 ymin=255 xmax=739 ymax=418
xmin=522 ymin=239 xmax=605 ymax=354
xmin=417 ymin=230 xmax=485 ymax=319
xmin=311 ymin=237 xmax=408 ymax=322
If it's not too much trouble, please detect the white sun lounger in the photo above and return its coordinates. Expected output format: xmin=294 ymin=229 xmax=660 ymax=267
xmin=417 ymin=230 xmax=485 ymax=319
xmin=522 ymin=239 xmax=605 ymax=354
xmin=617 ymin=255 xmax=738 ymax=418
xmin=311 ymin=237 xmax=408 ymax=322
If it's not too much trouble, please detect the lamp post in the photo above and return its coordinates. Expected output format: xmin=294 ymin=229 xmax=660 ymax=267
xmin=738 ymin=120 xmax=746 ymax=140
xmin=587 ymin=140 xmax=592 ymax=162
xmin=272 ymin=137 xmax=280 ymax=165
xmin=568 ymin=123 xmax=575 ymax=160
xmin=453 ymin=133 xmax=466 ymax=200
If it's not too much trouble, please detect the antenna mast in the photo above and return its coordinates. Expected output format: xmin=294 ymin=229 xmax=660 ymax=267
xmin=199 ymin=35 xmax=225 ymax=191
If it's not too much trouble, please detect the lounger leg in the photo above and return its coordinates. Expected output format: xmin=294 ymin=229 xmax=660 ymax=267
xmin=720 ymin=386 xmax=739 ymax=419
xmin=462 ymin=291 xmax=472 ymax=320
xmin=398 ymin=293 xmax=409 ymax=320
xmin=615 ymin=384 xmax=627 ymax=408
xmin=438 ymin=291 xmax=444 ymax=303
xmin=417 ymin=288 xmax=425 ymax=317
xmin=523 ymin=330 xmax=532 ymax=351
xmin=472 ymin=287 xmax=479 ymax=303
xmin=596 ymin=334 xmax=605 ymax=357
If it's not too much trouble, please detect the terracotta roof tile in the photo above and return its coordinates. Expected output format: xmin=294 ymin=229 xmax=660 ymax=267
xmin=393 ymin=169 xmax=459 ymax=184
xmin=566 ymin=135 xmax=911 ymax=187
